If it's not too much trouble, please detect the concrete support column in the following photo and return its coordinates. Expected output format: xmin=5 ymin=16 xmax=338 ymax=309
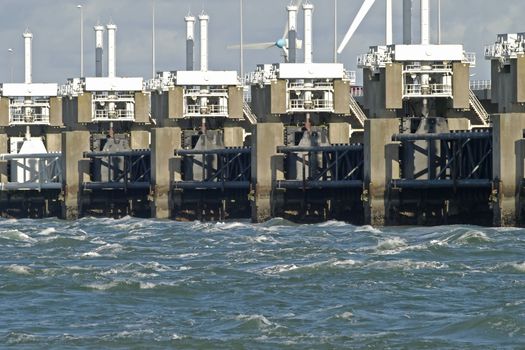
xmin=151 ymin=127 xmax=181 ymax=219
xmin=130 ymin=130 xmax=150 ymax=149
xmin=223 ymin=123 xmax=245 ymax=147
xmin=364 ymin=119 xmax=399 ymax=226
xmin=492 ymin=113 xmax=525 ymax=226
xmin=251 ymin=122 xmax=284 ymax=223
xmin=0 ymin=134 xmax=8 ymax=183
xmin=45 ymin=132 xmax=62 ymax=153
xmin=328 ymin=122 xmax=350 ymax=144
xmin=62 ymin=131 xmax=90 ymax=220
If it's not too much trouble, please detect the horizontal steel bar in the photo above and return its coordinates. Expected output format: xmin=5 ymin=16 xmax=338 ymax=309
xmin=392 ymin=132 xmax=492 ymax=142
xmin=84 ymin=150 xmax=151 ymax=158
xmin=0 ymin=153 xmax=62 ymax=160
xmin=391 ymin=179 xmax=492 ymax=189
xmin=275 ymin=180 xmax=363 ymax=189
xmin=277 ymin=145 xmax=364 ymax=153
xmin=83 ymin=182 xmax=150 ymax=190
xmin=173 ymin=181 xmax=250 ymax=190
xmin=176 ymin=148 xmax=251 ymax=156
xmin=0 ymin=182 xmax=62 ymax=191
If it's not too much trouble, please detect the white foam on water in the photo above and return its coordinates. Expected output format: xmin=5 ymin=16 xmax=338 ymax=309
xmin=261 ymin=264 xmax=299 ymax=275
xmin=355 ymin=225 xmax=382 ymax=234
xmin=139 ymin=281 xmax=157 ymax=289
xmin=331 ymin=259 xmax=360 ymax=267
xmin=81 ymin=251 xmax=101 ymax=258
xmin=0 ymin=230 xmax=36 ymax=243
xmin=509 ymin=262 xmax=525 ymax=273
xmin=317 ymin=220 xmax=349 ymax=228
xmin=171 ymin=334 xmax=184 ymax=340
xmin=85 ymin=281 xmax=119 ymax=290
xmin=6 ymin=264 xmax=32 ymax=275
xmin=336 ymin=311 xmax=354 ymax=320
xmin=235 ymin=314 xmax=274 ymax=327
xmin=376 ymin=237 xmax=408 ymax=251
xmin=36 ymin=227 xmax=56 ymax=236
xmin=215 ymin=222 xmax=248 ymax=230
xmin=455 ymin=230 xmax=492 ymax=244
xmin=365 ymin=259 xmax=448 ymax=271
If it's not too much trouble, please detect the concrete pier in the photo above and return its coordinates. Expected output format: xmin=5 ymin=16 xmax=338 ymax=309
xmin=251 ymin=123 xmax=284 ymax=223
xmin=151 ymin=127 xmax=181 ymax=219
xmin=62 ymin=131 xmax=90 ymax=220
xmin=364 ymin=119 xmax=399 ymax=226
xmin=492 ymin=113 xmax=525 ymax=226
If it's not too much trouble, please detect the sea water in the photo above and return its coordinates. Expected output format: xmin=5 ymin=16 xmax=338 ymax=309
xmin=1 ymin=217 xmax=524 ymax=349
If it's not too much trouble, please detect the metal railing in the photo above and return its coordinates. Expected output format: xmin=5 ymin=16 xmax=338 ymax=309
xmin=470 ymin=80 xmax=492 ymax=90
xmin=9 ymin=110 xmax=50 ymax=125
xmin=289 ymin=99 xmax=333 ymax=110
xmin=0 ymin=153 xmax=62 ymax=190
xmin=185 ymin=104 xmax=228 ymax=116
xmin=93 ymin=109 xmax=135 ymax=121
xmin=184 ymin=88 xmax=229 ymax=95
xmin=404 ymin=84 xmax=452 ymax=96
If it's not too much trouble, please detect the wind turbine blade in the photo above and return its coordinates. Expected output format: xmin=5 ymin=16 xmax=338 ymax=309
xmin=337 ymin=0 xmax=376 ymax=54
xmin=228 ymin=42 xmax=275 ymax=50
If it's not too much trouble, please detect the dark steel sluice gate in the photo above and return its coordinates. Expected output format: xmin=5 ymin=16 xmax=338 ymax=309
xmin=274 ymin=144 xmax=365 ymax=223
xmin=0 ymin=153 xmax=63 ymax=218
xmin=390 ymin=129 xmax=494 ymax=225
xmin=173 ymin=147 xmax=252 ymax=221
xmin=81 ymin=149 xmax=152 ymax=217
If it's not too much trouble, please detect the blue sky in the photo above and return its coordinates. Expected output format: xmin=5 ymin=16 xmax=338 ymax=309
xmin=0 ymin=0 xmax=522 ymax=84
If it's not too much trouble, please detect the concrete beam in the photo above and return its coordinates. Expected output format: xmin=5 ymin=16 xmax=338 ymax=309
xmin=364 ymin=118 xmax=399 ymax=226
xmin=151 ymin=127 xmax=181 ymax=219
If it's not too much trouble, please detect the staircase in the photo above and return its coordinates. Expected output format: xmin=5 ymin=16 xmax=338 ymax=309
xmin=469 ymin=89 xmax=490 ymax=126
xmin=348 ymin=95 xmax=367 ymax=129
xmin=243 ymin=101 xmax=257 ymax=125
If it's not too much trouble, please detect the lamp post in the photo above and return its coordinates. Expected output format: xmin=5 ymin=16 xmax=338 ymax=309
xmin=8 ymin=48 xmax=13 ymax=82
xmin=152 ymin=0 xmax=156 ymax=79
xmin=77 ymin=4 xmax=84 ymax=77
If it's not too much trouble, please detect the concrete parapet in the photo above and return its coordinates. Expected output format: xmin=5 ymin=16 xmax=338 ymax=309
xmin=364 ymin=118 xmax=399 ymax=226
xmin=0 ymin=134 xmax=8 ymax=183
xmin=45 ymin=133 xmax=62 ymax=153
xmin=328 ymin=122 xmax=350 ymax=144
xmin=223 ymin=124 xmax=244 ymax=147
xmin=447 ymin=118 xmax=471 ymax=131
xmin=251 ymin=122 xmax=284 ymax=223
xmin=492 ymin=113 xmax=525 ymax=226
xmin=151 ymin=127 xmax=181 ymax=219
xmin=62 ymin=131 xmax=90 ymax=220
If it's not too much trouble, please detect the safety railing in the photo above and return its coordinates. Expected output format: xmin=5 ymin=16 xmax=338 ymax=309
xmin=0 ymin=153 xmax=62 ymax=190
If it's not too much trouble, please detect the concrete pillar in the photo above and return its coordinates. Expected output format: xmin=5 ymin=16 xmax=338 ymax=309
xmin=364 ymin=119 xmax=399 ymax=226
xmin=223 ymin=125 xmax=244 ymax=147
xmin=492 ymin=113 xmax=525 ymax=226
xmin=251 ymin=123 xmax=284 ymax=222
xmin=130 ymin=130 xmax=150 ymax=149
xmin=0 ymin=134 xmax=8 ymax=183
xmin=447 ymin=118 xmax=471 ymax=131
xmin=328 ymin=122 xmax=350 ymax=144
xmin=151 ymin=127 xmax=181 ymax=219
xmin=45 ymin=133 xmax=62 ymax=152
xmin=62 ymin=131 xmax=90 ymax=220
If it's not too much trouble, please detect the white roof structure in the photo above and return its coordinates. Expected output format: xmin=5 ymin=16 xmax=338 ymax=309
xmin=84 ymin=77 xmax=143 ymax=92
xmin=175 ymin=71 xmax=239 ymax=86
xmin=2 ymin=83 xmax=58 ymax=97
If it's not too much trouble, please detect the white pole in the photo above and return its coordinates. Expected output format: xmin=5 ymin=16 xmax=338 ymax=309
xmin=240 ymin=0 xmax=244 ymax=80
xmin=23 ymin=31 xmax=32 ymax=84
xmin=334 ymin=0 xmax=337 ymax=63
xmin=152 ymin=0 xmax=156 ymax=78
xmin=386 ymin=0 xmax=393 ymax=45
xmin=420 ymin=0 xmax=430 ymax=45
xmin=77 ymin=5 xmax=84 ymax=77
xmin=107 ymin=24 xmax=117 ymax=78
xmin=8 ymin=48 xmax=13 ymax=83
xmin=94 ymin=25 xmax=104 ymax=77
xmin=199 ymin=14 xmax=209 ymax=72
xmin=437 ymin=0 xmax=441 ymax=44
xmin=303 ymin=3 xmax=314 ymax=64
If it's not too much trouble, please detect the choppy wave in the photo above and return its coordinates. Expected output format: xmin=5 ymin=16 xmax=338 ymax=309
xmin=0 ymin=218 xmax=524 ymax=348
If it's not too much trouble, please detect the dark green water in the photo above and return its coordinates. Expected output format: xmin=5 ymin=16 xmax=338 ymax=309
xmin=0 ymin=217 xmax=524 ymax=349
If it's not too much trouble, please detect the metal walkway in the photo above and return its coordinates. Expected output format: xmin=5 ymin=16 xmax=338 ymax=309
xmin=469 ymin=89 xmax=490 ymax=126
